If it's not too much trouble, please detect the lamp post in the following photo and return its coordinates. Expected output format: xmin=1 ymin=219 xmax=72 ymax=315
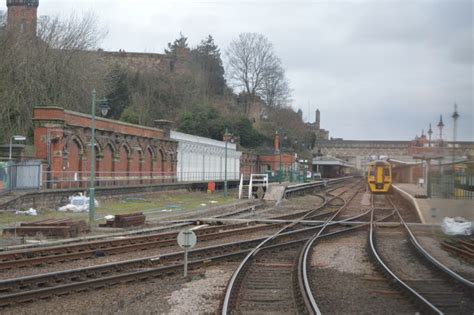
xmin=89 ymin=90 xmax=109 ymax=227
xmin=224 ymin=128 xmax=229 ymax=197
xmin=452 ymin=104 xmax=459 ymax=173
xmin=89 ymin=90 xmax=97 ymax=227
xmin=9 ymin=135 xmax=26 ymax=160
xmin=278 ymin=130 xmax=282 ymax=184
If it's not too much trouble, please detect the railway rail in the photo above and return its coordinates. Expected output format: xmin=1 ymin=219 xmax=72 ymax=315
xmin=221 ymin=181 xmax=365 ymax=314
xmin=0 ymin=179 xmax=359 ymax=307
xmin=0 ymin=206 xmax=369 ymax=305
xmin=368 ymin=196 xmax=474 ymax=314
xmin=0 ymin=180 xmax=352 ymax=270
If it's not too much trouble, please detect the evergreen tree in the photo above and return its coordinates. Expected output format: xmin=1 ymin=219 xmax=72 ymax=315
xmin=192 ymin=35 xmax=226 ymax=96
xmin=165 ymin=32 xmax=189 ymax=57
xmin=106 ymin=66 xmax=130 ymax=119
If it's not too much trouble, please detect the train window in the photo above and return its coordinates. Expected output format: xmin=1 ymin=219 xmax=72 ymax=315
xmin=369 ymin=168 xmax=375 ymax=176
xmin=384 ymin=168 xmax=390 ymax=176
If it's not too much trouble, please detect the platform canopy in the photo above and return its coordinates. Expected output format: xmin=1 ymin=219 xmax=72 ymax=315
xmin=312 ymin=156 xmax=354 ymax=168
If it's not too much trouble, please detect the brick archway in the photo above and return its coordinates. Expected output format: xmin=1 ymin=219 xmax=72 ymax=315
xmin=101 ymin=143 xmax=116 ymax=186
xmin=64 ymin=137 xmax=83 ymax=188
xmin=117 ymin=143 xmax=131 ymax=185
xmin=143 ymin=146 xmax=155 ymax=184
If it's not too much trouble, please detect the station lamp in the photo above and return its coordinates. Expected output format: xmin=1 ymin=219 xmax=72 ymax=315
xmin=9 ymin=135 xmax=26 ymax=160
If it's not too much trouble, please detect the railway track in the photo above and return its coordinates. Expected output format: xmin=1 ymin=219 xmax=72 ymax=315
xmin=368 ymin=196 xmax=474 ymax=314
xmin=0 ymin=203 xmax=338 ymax=270
xmin=0 ymin=179 xmax=357 ymax=307
xmin=0 ymin=182 xmax=361 ymax=307
xmin=221 ymin=181 xmax=365 ymax=314
xmin=0 ymin=222 xmax=281 ymax=269
xmin=0 ymin=182 xmax=351 ymax=270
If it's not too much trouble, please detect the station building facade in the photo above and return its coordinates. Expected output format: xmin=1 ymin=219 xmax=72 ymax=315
xmin=34 ymin=106 xmax=178 ymax=188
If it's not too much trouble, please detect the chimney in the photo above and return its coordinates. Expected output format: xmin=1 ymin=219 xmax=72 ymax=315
xmin=274 ymin=131 xmax=280 ymax=154
xmin=315 ymin=109 xmax=321 ymax=130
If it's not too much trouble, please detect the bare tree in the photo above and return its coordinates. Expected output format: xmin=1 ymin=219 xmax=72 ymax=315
xmin=226 ymin=33 xmax=279 ymax=97
xmin=226 ymin=32 xmax=292 ymax=110
xmin=0 ymin=12 xmax=110 ymax=142
xmin=38 ymin=12 xmax=107 ymax=50
xmin=261 ymin=61 xmax=292 ymax=107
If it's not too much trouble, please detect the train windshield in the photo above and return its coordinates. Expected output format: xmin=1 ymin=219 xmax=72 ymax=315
xmin=369 ymin=167 xmax=375 ymax=176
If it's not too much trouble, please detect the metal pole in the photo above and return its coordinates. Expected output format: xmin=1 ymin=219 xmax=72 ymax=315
xmin=47 ymin=130 xmax=52 ymax=189
xmin=279 ymin=131 xmax=282 ymax=184
xmin=224 ymin=128 xmax=228 ymax=197
xmin=452 ymin=104 xmax=459 ymax=173
xmin=184 ymin=247 xmax=188 ymax=277
xmin=89 ymin=89 xmax=96 ymax=228
xmin=8 ymin=136 xmax=13 ymax=160
xmin=8 ymin=136 xmax=13 ymax=192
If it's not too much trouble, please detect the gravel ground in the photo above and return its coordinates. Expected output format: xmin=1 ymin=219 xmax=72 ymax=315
xmin=167 ymin=265 xmax=234 ymax=314
xmin=249 ymin=194 xmax=326 ymax=219
xmin=4 ymin=263 xmax=237 ymax=315
xmin=310 ymin=230 xmax=418 ymax=314
xmin=415 ymin=233 xmax=474 ymax=280
xmin=339 ymin=188 xmax=370 ymax=218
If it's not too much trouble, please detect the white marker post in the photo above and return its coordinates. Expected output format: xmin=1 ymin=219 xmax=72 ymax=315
xmin=177 ymin=229 xmax=197 ymax=277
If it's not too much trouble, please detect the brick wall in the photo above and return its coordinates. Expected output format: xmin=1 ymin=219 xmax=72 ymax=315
xmin=33 ymin=106 xmax=178 ymax=188
xmin=6 ymin=0 xmax=38 ymax=35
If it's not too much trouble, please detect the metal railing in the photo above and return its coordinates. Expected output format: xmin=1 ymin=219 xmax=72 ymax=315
xmin=428 ymin=173 xmax=474 ymax=199
xmin=41 ymin=170 xmax=241 ymax=190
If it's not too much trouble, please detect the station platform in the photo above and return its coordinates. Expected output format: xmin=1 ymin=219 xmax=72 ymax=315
xmin=394 ymin=184 xmax=474 ymax=224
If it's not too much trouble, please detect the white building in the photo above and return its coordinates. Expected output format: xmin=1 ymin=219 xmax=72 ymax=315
xmin=170 ymin=131 xmax=241 ymax=182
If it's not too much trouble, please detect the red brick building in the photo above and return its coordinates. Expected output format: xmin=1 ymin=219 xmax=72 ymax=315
xmin=34 ymin=106 xmax=178 ymax=188
xmin=239 ymin=131 xmax=297 ymax=175
xmin=6 ymin=0 xmax=38 ymax=36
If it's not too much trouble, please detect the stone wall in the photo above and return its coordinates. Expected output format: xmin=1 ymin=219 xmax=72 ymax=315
xmin=94 ymin=50 xmax=191 ymax=76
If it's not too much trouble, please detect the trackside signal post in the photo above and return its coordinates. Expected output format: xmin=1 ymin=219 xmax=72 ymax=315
xmin=177 ymin=229 xmax=197 ymax=277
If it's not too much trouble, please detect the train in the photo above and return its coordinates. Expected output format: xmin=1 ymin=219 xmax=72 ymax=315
xmin=367 ymin=160 xmax=392 ymax=193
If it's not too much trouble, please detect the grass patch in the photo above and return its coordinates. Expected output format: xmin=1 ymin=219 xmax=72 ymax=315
xmin=0 ymin=191 xmax=234 ymax=228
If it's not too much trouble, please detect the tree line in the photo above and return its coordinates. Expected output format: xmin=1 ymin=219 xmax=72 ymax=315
xmin=0 ymin=12 xmax=314 ymax=155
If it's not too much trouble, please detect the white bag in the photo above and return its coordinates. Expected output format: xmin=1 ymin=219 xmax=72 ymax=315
xmin=441 ymin=217 xmax=472 ymax=236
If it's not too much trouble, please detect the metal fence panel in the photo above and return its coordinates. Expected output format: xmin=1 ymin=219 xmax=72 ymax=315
xmin=0 ymin=162 xmax=8 ymax=195
xmin=12 ymin=160 xmax=41 ymax=190
xmin=429 ymin=173 xmax=474 ymax=200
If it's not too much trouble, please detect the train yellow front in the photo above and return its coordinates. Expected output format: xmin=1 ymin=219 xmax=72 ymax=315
xmin=367 ymin=160 xmax=391 ymax=193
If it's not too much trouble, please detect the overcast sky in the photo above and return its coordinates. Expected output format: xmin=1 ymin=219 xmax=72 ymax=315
xmin=2 ymin=0 xmax=472 ymax=141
